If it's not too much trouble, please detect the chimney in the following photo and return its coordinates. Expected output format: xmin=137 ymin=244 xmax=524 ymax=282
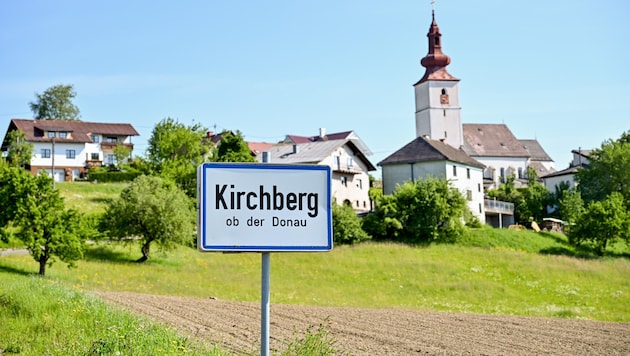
xmin=262 ymin=151 xmax=270 ymax=163
xmin=319 ymin=127 xmax=326 ymax=138
xmin=206 ymin=131 xmax=214 ymax=137
xmin=292 ymin=145 xmax=299 ymax=154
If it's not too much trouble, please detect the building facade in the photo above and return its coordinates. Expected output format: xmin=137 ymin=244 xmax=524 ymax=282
xmin=1 ymin=119 xmax=139 ymax=181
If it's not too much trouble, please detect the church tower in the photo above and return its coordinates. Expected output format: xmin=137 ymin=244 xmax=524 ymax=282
xmin=414 ymin=10 xmax=463 ymax=149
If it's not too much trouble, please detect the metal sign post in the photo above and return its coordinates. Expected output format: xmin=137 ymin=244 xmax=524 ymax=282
xmin=197 ymin=163 xmax=333 ymax=355
xmin=261 ymin=252 xmax=271 ymax=356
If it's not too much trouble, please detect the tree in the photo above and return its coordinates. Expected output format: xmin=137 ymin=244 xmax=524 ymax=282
xmin=576 ymin=131 xmax=630 ymax=208
xmin=519 ymin=167 xmax=552 ymax=223
xmin=211 ymin=130 xmax=256 ymax=162
xmin=29 ymin=84 xmax=81 ymax=120
xmin=568 ymin=192 xmax=630 ymax=254
xmin=100 ymin=175 xmax=195 ymax=262
xmin=557 ymin=190 xmax=585 ymax=234
xmin=332 ymin=204 xmax=371 ymax=245
xmin=113 ymin=144 xmax=132 ymax=167
xmin=362 ymin=177 xmax=467 ymax=243
xmin=3 ymin=129 xmax=33 ymax=168
xmin=147 ymin=117 xmax=212 ymax=196
xmin=0 ymin=165 xmax=88 ymax=276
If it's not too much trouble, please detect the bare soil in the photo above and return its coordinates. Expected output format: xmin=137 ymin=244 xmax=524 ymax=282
xmin=93 ymin=291 xmax=630 ymax=355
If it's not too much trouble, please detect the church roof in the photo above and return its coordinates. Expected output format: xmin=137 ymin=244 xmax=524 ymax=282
xmin=520 ymin=139 xmax=553 ymax=162
xmin=414 ymin=11 xmax=458 ymax=85
xmin=462 ymin=123 xmax=530 ymax=158
xmin=379 ymin=135 xmax=485 ymax=169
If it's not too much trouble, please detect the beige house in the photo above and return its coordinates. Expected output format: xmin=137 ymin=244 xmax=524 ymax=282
xmin=254 ymin=129 xmax=376 ymax=213
xmin=1 ymin=118 xmax=139 ymax=181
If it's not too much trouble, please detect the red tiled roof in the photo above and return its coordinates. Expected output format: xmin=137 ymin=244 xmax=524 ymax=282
xmin=5 ymin=118 xmax=139 ymax=145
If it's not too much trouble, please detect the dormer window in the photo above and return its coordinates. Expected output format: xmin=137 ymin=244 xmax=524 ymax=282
xmin=47 ymin=131 xmax=56 ymax=138
xmin=58 ymin=131 xmax=67 ymax=139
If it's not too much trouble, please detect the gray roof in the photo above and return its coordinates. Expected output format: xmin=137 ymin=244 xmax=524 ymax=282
xmin=462 ymin=123 xmax=530 ymax=158
xmin=265 ymin=139 xmax=377 ymax=171
xmin=378 ymin=136 xmax=485 ymax=169
xmin=520 ymin=139 xmax=553 ymax=162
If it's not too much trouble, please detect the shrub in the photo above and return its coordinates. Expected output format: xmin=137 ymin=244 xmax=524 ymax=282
xmin=332 ymin=204 xmax=371 ymax=245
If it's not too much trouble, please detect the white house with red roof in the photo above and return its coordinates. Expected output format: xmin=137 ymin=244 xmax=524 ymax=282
xmin=1 ymin=118 xmax=139 ymax=182
xmin=253 ymin=129 xmax=376 ymax=213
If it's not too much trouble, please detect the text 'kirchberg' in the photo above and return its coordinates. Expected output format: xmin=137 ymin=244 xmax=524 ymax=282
xmin=215 ymin=184 xmax=319 ymax=218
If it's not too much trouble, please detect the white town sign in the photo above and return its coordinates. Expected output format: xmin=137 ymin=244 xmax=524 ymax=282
xmin=197 ymin=163 xmax=333 ymax=252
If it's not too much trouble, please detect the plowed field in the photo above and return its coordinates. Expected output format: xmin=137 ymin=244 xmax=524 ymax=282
xmin=94 ymin=291 xmax=630 ymax=355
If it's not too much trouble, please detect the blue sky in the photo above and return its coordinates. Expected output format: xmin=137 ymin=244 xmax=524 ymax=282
xmin=1 ymin=0 xmax=628 ymax=176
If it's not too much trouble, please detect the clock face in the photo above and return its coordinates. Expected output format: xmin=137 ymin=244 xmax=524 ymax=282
xmin=440 ymin=94 xmax=449 ymax=104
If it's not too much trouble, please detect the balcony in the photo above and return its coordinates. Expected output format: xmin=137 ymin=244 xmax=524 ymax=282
xmin=484 ymin=199 xmax=514 ymax=215
xmin=333 ymin=164 xmax=362 ymax=175
xmin=100 ymin=142 xmax=134 ymax=150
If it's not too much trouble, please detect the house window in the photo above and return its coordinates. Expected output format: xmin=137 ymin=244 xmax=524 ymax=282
xmin=356 ymin=200 xmax=359 ymax=207
xmin=518 ymin=167 xmax=523 ymax=179
xmin=466 ymin=190 xmax=473 ymax=201
xmin=478 ymin=183 xmax=482 ymax=192
xmin=467 ymin=168 xmax=471 ymax=179
xmin=106 ymin=154 xmax=115 ymax=165
xmin=334 ymin=155 xmax=341 ymax=170
xmin=47 ymin=131 xmax=56 ymax=138
xmin=105 ymin=136 xmax=118 ymax=143
xmin=356 ymin=179 xmax=363 ymax=189
xmin=341 ymin=176 xmax=348 ymax=187
xmin=91 ymin=135 xmax=100 ymax=143
xmin=66 ymin=150 xmax=76 ymax=159
xmin=41 ymin=148 xmax=51 ymax=158
xmin=90 ymin=153 xmax=99 ymax=160
xmin=347 ymin=157 xmax=354 ymax=169
xmin=479 ymin=203 xmax=482 ymax=213
xmin=500 ymin=168 xmax=506 ymax=183
xmin=58 ymin=132 xmax=67 ymax=139
xmin=452 ymin=165 xmax=457 ymax=176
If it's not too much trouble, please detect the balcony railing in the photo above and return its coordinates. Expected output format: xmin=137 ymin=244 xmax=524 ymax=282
xmin=484 ymin=199 xmax=514 ymax=215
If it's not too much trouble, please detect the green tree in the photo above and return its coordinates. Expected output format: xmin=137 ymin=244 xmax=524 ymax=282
xmin=113 ymin=144 xmax=132 ymax=167
xmin=100 ymin=175 xmax=195 ymax=262
xmin=576 ymin=131 xmax=630 ymax=208
xmin=519 ymin=167 xmax=552 ymax=223
xmin=362 ymin=177 xmax=467 ymax=243
xmin=147 ymin=117 xmax=212 ymax=196
xmin=211 ymin=130 xmax=256 ymax=162
xmin=332 ymin=204 xmax=371 ymax=245
xmin=0 ymin=165 xmax=88 ymax=276
xmin=3 ymin=129 xmax=34 ymax=168
xmin=557 ymin=190 xmax=585 ymax=234
xmin=29 ymin=84 xmax=81 ymax=120
xmin=568 ymin=192 xmax=630 ymax=254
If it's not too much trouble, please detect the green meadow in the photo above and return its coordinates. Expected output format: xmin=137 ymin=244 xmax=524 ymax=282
xmin=1 ymin=182 xmax=629 ymax=354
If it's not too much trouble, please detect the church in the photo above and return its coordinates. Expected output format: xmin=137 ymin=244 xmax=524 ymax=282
xmin=379 ymin=9 xmax=555 ymax=225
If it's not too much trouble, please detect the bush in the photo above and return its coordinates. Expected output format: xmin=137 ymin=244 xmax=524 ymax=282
xmin=332 ymin=204 xmax=371 ymax=245
xmin=88 ymin=171 xmax=142 ymax=183
xmin=362 ymin=177 xmax=467 ymax=244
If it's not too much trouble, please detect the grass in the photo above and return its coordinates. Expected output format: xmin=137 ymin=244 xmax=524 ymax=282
xmin=0 ymin=273 xmax=219 ymax=355
xmin=56 ymin=181 xmax=128 ymax=215
xmin=2 ymin=233 xmax=629 ymax=322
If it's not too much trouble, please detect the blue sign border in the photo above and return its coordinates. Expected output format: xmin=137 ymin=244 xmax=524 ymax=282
xmin=198 ymin=162 xmax=333 ymax=252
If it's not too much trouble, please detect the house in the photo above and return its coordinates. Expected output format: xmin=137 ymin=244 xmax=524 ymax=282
xmin=379 ymin=136 xmax=486 ymax=223
xmin=1 ymin=118 xmax=139 ymax=182
xmin=541 ymin=149 xmax=592 ymax=192
xmin=254 ymin=129 xmax=376 ymax=213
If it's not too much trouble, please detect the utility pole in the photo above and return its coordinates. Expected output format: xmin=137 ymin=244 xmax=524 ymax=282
xmin=51 ymin=135 xmax=56 ymax=189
